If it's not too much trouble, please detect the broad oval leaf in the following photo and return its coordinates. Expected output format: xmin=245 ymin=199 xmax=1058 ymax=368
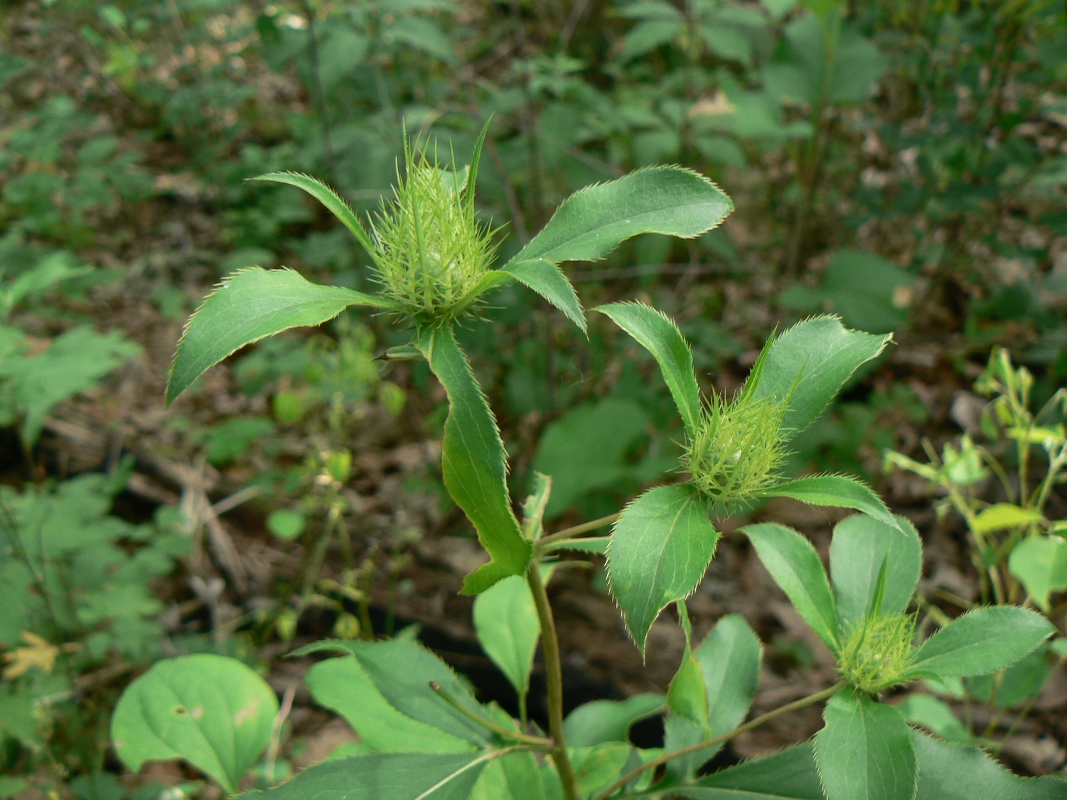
xmin=111 ymin=654 xmax=279 ymax=794
xmin=665 ymin=614 xmax=763 ymax=780
xmin=508 ymin=166 xmax=732 ymax=266
xmin=608 ymin=485 xmax=720 ymax=654
xmin=414 ymin=325 xmax=532 ymax=593
xmin=904 ymin=606 xmax=1055 ymax=680
xmin=472 ymin=573 xmax=542 ymax=700
xmin=501 ymin=259 xmax=586 ymax=333
xmin=1008 ymin=535 xmax=1067 ymax=612
xmin=766 ymin=474 xmax=900 ymax=532
xmin=472 ymin=750 xmax=547 ymax=800
xmin=563 ymin=694 xmax=666 ymax=748
xmin=748 ymin=316 xmax=890 ymax=436
xmin=295 ymin=639 xmax=491 ymax=746
xmin=741 ymin=523 xmax=839 ymax=653
xmin=815 ymin=693 xmax=917 ymax=800
xmin=305 ymin=657 xmax=474 ymax=754
xmin=167 ymin=267 xmax=392 ymax=404
xmin=597 ymin=302 xmax=702 ymax=438
xmin=687 ymin=742 xmax=824 ymax=798
xmin=830 ymin=514 xmax=921 ymax=629
xmin=239 ymin=752 xmax=492 ymax=800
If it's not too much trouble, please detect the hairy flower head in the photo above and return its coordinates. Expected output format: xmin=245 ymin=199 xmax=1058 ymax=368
xmin=683 ymin=389 xmax=789 ymax=508
xmin=838 ymin=612 xmax=916 ymax=694
xmin=368 ymin=137 xmax=498 ymax=323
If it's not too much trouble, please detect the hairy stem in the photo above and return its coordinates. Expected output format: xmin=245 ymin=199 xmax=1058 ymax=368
xmin=536 ymin=512 xmax=620 ymax=552
xmin=527 ymin=562 xmax=582 ymax=800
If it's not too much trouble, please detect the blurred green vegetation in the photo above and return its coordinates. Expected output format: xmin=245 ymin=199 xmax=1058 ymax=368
xmin=1 ymin=0 xmax=1065 ymax=793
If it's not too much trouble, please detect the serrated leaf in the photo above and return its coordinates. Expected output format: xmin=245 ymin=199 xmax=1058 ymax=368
xmin=563 ymin=694 xmax=665 ymax=748
xmin=912 ymin=730 xmax=1067 ymax=799
xmin=414 ymin=325 xmax=531 ymax=594
xmin=111 ymin=655 xmax=279 ymax=794
xmin=749 ymin=316 xmax=890 ymax=436
xmin=1008 ymin=536 xmax=1067 ymax=612
xmin=305 ymin=657 xmax=474 ymax=754
xmin=508 ymin=167 xmax=732 ymax=267
xmin=167 ymin=268 xmax=391 ymax=404
xmin=830 ymin=514 xmax=921 ymax=629
xmin=972 ymin=503 xmax=1045 ymax=535
xmin=238 ymin=752 xmax=492 ymax=800
xmin=904 ymin=606 xmax=1055 ymax=680
xmin=767 ymin=474 xmax=899 ymax=531
xmin=252 ymin=172 xmax=375 ymax=252
xmin=608 ymin=485 xmax=720 ymax=654
xmin=501 ymin=259 xmax=586 ymax=332
xmin=597 ymin=302 xmax=702 ymax=437
xmin=742 ymin=523 xmax=839 ymax=653
xmin=815 ymin=692 xmax=917 ymax=800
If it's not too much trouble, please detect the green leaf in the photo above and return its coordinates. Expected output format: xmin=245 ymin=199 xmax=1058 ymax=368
xmin=749 ymin=316 xmax=890 ymax=436
xmin=0 ymin=327 xmax=140 ymax=446
xmin=294 ymin=639 xmax=491 ymax=746
xmin=415 ymin=325 xmax=532 ymax=594
xmin=973 ymin=503 xmax=1045 ymax=535
xmin=597 ymin=302 xmax=702 ymax=438
xmin=501 ymin=259 xmax=586 ymax=333
xmin=252 ymin=172 xmax=375 ymax=252
xmin=239 ymin=752 xmax=492 ymax=800
xmin=830 ymin=514 xmax=921 ymax=629
xmin=815 ymin=692 xmax=917 ymax=800
xmin=472 ymin=750 xmax=547 ymax=800
xmin=1008 ymin=536 xmax=1067 ymax=612
xmin=686 ymin=742 xmax=824 ymax=798
xmin=167 ymin=268 xmax=391 ymax=404
xmin=508 ymin=166 xmax=732 ymax=267
xmin=563 ymin=694 xmax=665 ymax=748
xmin=608 ymin=485 xmax=720 ymax=654
xmin=912 ymin=731 xmax=1067 ymax=799
xmin=305 ymin=656 xmax=474 ymax=754
xmin=533 ymin=397 xmax=650 ymax=519
xmin=683 ymin=732 xmax=1067 ymax=800
xmin=665 ymin=615 xmax=762 ymax=779
xmin=742 ymin=523 xmax=839 ymax=653
xmin=111 ymin=655 xmax=279 ymax=794
xmin=472 ymin=573 xmax=541 ymax=701
xmin=767 ymin=474 xmax=899 ymax=531
xmin=904 ymin=606 xmax=1055 ymax=680
xmin=895 ymin=694 xmax=969 ymax=743
xmin=668 ymin=647 xmax=709 ymax=726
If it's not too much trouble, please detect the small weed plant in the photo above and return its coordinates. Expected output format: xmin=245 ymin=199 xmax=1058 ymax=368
xmin=112 ymin=126 xmax=1066 ymax=799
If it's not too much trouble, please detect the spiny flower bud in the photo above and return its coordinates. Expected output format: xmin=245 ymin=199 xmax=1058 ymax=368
xmin=368 ymin=138 xmax=498 ymax=323
xmin=683 ymin=390 xmax=789 ymax=508
xmin=838 ymin=612 xmax=916 ymax=694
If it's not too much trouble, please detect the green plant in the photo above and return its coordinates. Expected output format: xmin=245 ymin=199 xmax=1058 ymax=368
xmin=115 ymin=126 xmax=1063 ymax=799
xmin=886 ymin=348 xmax=1067 ymax=743
xmin=0 ymin=469 xmax=189 ymax=790
xmin=0 ymin=252 xmax=140 ymax=451
xmin=887 ymin=348 xmax=1067 ymax=611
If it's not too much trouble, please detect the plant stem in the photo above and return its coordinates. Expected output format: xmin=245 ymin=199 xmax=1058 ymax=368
xmin=527 ymin=561 xmax=583 ymax=800
xmin=536 ymin=512 xmax=620 ymax=551
xmin=429 ymin=682 xmax=554 ymax=750
xmin=594 ymin=682 xmax=844 ymax=800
